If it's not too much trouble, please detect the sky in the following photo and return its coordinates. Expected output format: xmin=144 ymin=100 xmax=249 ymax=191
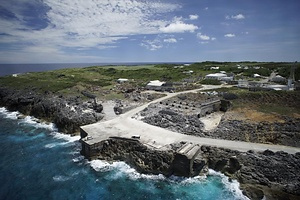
xmin=0 ymin=0 xmax=299 ymax=63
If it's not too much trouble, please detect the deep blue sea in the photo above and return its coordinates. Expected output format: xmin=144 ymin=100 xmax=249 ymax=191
xmin=0 ymin=107 xmax=248 ymax=200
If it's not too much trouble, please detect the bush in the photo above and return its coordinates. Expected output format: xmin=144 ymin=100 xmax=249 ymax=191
xmin=200 ymin=79 xmax=221 ymax=85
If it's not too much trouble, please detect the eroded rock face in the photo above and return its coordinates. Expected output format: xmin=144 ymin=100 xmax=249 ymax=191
xmin=141 ymin=108 xmax=205 ymax=136
xmin=201 ymin=146 xmax=300 ymax=200
xmin=92 ymin=138 xmax=175 ymax=176
xmin=207 ymin=118 xmax=300 ymax=147
xmin=0 ymin=87 xmax=103 ymax=134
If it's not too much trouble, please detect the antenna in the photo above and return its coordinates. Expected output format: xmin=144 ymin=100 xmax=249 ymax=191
xmin=288 ymin=61 xmax=297 ymax=89
xmin=289 ymin=61 xmax=296 ymax=81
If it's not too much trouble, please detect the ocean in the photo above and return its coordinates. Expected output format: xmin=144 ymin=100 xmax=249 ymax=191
xmin=0 ymin=107 xmax=249 ymax=200
xmin=0 ymin=63 xmax=189 ymax=77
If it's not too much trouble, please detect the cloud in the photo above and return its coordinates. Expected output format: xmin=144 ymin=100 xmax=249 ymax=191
xmin=224 ymin=33 xmax=236 ymax=38
xmin=160 ymin=20 xmax=198 ymax=33
xmin=189 ymin=14 xmax=198 ymax=20
xmin=164 ymin=38 xmax=177 ymax=43
xmin=0 ymin=0 xmax=183 ymax=62
xmin=205 ymin=7 xmax=209 ymax=11
xmin=197 ymin=33 xmax=216 ymax=42
xmin=197 ymin=33 xmax=210 ymax=41
xmin=226 ymin=14 xmax=245 ymax=20
xmin=140 ymin=39 xmax=163 ymax=51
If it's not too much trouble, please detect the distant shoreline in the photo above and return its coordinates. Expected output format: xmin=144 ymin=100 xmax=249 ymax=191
xmin=0 ymin=62 xmax=191 ymax=77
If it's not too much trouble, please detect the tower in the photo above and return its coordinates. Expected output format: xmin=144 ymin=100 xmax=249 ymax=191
xmin=288 ymin=61 xmax=296 ymax=89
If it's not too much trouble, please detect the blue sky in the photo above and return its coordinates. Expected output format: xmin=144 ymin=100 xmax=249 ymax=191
xmin=0 ymin=0 xmax=299 ymax=63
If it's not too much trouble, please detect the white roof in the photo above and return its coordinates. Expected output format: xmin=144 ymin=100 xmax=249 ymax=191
xmin=117 ymin=78 xmax=128 ymax=81
xmin=147 ymin=80 xmax=165 ymax=87
xmin=206 ymin=73 xmax=227 ymax=77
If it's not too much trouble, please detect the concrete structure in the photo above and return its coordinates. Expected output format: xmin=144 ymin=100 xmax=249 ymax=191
xmin=146 ymin=80 xmax=166 ymax=91
xmin=80 ymin=85 xmax=300 ymax=165
xmin=173 ymin=143 xmax=204 ymax=177
xmin=238 ymin=80 xmax=249 ymax=88
xmin=271 ymin=75 xmax=286 ymax=83
xmin=253 ymin=74 xmax=261 ymax=78
xmin=205 ymin=73 xmax=227 ymax=80
xmin=117 ymin=78 xmax=129 ymax=83
xmin=159 ymin=97 xmax=221 ymax=117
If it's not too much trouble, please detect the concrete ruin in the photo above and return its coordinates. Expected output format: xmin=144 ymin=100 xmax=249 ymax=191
xmin=158 ymin=97 xmax=221 ymax=118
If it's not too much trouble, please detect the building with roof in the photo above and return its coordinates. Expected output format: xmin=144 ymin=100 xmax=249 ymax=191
xmin=205 ymin=73 xmax=227 ymax=80
xmin=117 ymin=78 xmax=129 ymax=83
xmin=146 ymin=80 xmax=166 ymax=91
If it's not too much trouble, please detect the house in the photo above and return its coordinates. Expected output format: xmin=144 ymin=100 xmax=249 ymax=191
xmin=146 ymin=80 xmax=166 ymax=91
xmin=271 ymin=75 xmax=286 ymax=83
xmin=210 ymin=66 xmax=219 ymax=70
xmin=183 ymin=70 xmax=194 ymax=74
xmin=117 ymin=78 xmax=129 ymax=83
xmin=253 ymin=74 xmax=261 ymax=78
xmin=238 ymin=79 xmax=249 ymax=88
xmin=205 ymin=73 xmax=227 ymax=80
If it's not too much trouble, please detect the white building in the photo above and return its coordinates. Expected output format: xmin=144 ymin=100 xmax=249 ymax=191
xmin=210 ymin=66 xmax=219 ymax=70
xmin=205 ymin=73 xmax=227 ymax=80
xmin=117 ymin=78 xmax=129 ymax=83
xmin=253 ymin=74 xmax=261 ymax=78
xmin=271 ymin=75 xmax=286 ymax=83
xmin=146 ymin=80 xmax=166 ymax=91
xmin=238 ymin=80 xmax=249 ymax=88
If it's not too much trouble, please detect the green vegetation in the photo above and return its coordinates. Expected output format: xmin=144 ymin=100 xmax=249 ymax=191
xmin=0 ymin=61 xmax=298 ymax=100
xmin=200 ymin=79 xmax=221 ymax=85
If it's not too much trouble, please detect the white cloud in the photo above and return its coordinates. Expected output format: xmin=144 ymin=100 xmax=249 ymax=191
xmin=0 ymin=0 xmax=183 ymax=62
xmin=197 ymin=33 xmax=216 ymax=42
xmin=140 ymin=39 xmax=163 ymax=51
xmin=224 ymin=33 xmax=236 ymax=38
xmin=205 ymin=7 xmax=209 ymax=10
xmin=197 ymin=33 xmax=210 ymax=41
xmin=232 ymin=14 xmax=245 ymax=20
xmin=189 ymin=14 xmax=199 ymax=20
xmin=164 ymin=38 xmax=177 ymax=43
xmin=226 ymin=14 xmax=245 ymax=20
xmin=160 ymin=20 xmax=198 ymax=33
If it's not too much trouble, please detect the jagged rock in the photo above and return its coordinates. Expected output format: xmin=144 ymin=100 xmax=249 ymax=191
xmin=0 ymin=87 xmax=103 ymax=134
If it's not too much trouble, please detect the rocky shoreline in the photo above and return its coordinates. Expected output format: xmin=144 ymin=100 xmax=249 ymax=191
xmin=1 ymin=87 xmax=300 ymax=199
xmin=0 ymin=87 xmax=103 ymax=134
xmin=84 ymin=137 xmax=300 ymax=200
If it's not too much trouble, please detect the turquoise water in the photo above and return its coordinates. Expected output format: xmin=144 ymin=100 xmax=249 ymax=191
xmin=0 ymin=107 xmax=248 ymax=200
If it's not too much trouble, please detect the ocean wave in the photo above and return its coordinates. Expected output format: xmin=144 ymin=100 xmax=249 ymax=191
xmin=20 ymin=115 xmax=56 ymax=131
xmin=50 ymin=132 xmax=80 ymax=143
xmin=208 ymin=169 xmax=250 ymax=200
xmin=0 ymin=107 xmax=19 ymax=119
xmin=90 ymin=160 xmax=208 ymax=183
xmin=53 ymin=175 xmax=70 ymax=182
xmin=0 ymin=107 xmax=57 ymax=131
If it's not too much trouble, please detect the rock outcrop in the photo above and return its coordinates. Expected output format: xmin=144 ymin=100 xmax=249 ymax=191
xmin=201 ymin=145 xmax=300 ymax=200
xmin=0 ymin=87 xmax=103 ymax=134
xmin=207 ymin=118 xmax=300 ymax=148
xmin=81 ymin=137 xmax=300 ymax=200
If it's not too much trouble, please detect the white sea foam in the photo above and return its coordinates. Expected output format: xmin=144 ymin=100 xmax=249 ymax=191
xmin=51 ymin=132 xmax=80 ymax=143
xmin=0 ymin=107 xmax=19 ymax=119
xmin=72 ymin=156 xmax=85 ymax=163
xmin=53 ymin=175 xmax=70 ymax=182
xmin=209 ymin=169 xmax=250 ymax=200
xmin=21 ymin=115 xmax=56 ymax=131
